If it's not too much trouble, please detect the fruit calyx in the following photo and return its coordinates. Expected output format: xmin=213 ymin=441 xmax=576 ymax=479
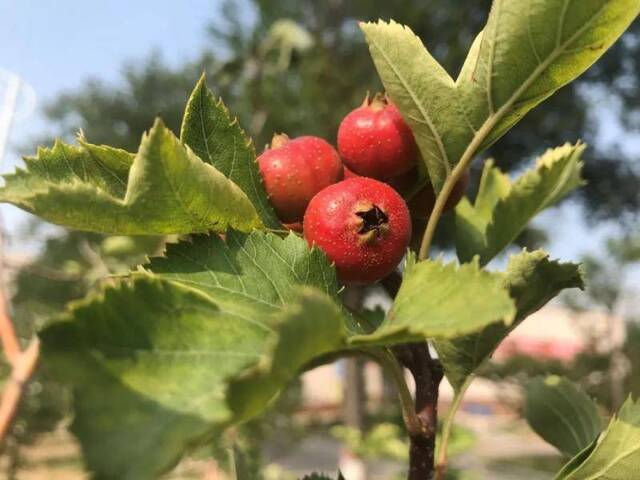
xmin=362 ymin=92 xmax=388 ymax=111
xmin=354 ymin=203 xmax=389 ymax=243
xmin=269 ymin=132 xmax=290 ymax=149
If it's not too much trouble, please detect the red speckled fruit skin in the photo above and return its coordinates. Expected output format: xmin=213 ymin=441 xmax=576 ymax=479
xmin=337 ymin=103 xmax=417 ymax=180
xmin=303 ymin=177 xmax=412 ymax=284
xmin=258 ymin=136 xmax=343 ymax=223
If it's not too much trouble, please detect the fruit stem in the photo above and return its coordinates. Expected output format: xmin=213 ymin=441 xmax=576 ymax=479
xmin=417 ymin=158 xmax=467 ymax=260
xmin=434 ymin=376 xmax=473 ymax=480
xmin=418 ymin=92 xmax=511 ymax=260
xmin=372 ymin=349 xmax=423 ymax=436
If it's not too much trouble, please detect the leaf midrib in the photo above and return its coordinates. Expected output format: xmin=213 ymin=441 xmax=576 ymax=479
xmin=461 ymin=1 xmax=607 ymax=173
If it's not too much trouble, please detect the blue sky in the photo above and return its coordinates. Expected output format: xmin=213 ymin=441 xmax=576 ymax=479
xmin=0 ymin=0 xmax=221 ymax=252
xmin=0 ymin=0 xmax=218 ymax=152
xmin=0 ymin=1 xmax=634 ymax=264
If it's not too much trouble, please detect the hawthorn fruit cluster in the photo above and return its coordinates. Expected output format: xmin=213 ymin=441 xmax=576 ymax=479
xmin=258 ymin=94 xmax=468 ymax=284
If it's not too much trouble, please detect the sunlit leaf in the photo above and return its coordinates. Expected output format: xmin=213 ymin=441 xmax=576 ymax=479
xmin=180 ymin=75 xmax=281 ymax=229
xmin=361 ymin=2 xmax=638 ymax=191
xmin=435 ymin=250 xmax=584 ymax=391
xmin=39 ymin=232 xmax=349 ymax=479
xmin=351 ymin=254 xmax=516 ymax=345
xmin=0 ymin=120 xmax=260 ymax=234
xmin=456 ymin=143 xmax=585 ymax=264
xmin=556 ymin=397 xmax=640 ymax=479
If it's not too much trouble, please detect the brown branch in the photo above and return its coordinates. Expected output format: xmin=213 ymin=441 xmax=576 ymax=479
xmin=0 ymin=287 xmax=20 ymax=365
xmin=395 ymin=342 xmax=443 ymax=480
xmin=0 ymin=339 xmax=39 ymax=442
xmin=383 ymin=271 xmax=445 ymax=478
xmin=0 ymin=248 xmax=40 ymax=443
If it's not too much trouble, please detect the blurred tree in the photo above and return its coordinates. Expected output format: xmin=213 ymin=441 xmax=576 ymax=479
xmin=35 ymin=53 xmax=211 ymax=151
xmin=39 ymin=0 xmax=640 ymax=223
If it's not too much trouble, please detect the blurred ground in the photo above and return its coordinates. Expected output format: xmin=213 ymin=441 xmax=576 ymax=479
xmin=5 ymin=359 xmax=563 ymax=480
xmin=6 ymin=413 xmax=561 ymax=480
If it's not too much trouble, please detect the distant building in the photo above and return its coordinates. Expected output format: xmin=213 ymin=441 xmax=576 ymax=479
xmin=299 ymin=305 xmax=622 ymax=416
xmin=494 ymin=305 xmax=623 ymax=361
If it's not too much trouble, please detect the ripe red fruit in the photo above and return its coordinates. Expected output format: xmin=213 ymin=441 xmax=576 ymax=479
xmin=337 ymin=94 xmax=417 ymax=180
xmin=258 ymin=134 xmax=343 ymax=223
xmin=303 ymin=177 xmax=412 ymax=284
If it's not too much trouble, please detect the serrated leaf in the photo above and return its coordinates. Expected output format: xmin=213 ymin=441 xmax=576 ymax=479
xmin=359 ymin=20 xmax=463 ymax=191
xmin=39 ymin=278 xmax=258 ymax=480
xmin=456 ymin=143 xmax=585 ymax=264
xmin=142 ymin=230 xmax=340 ymax=321
xmin=350 ymin=257 xmax=516 ymax=345
xmin=39 ymin=232 xmax=349 ymax=479
xmin=556 ymin=397 xmax=640 ymax=480
xmin=458 ymin=0 xmax=640 ymax=152
xmin=435 ymin=250 xmax=584 ymax=391
xmin=228 ymin=287 xmax=348 ymax=421
xmin=180 ymin=75 xmax=281 ymax=229
xmin=361 ymin=3 xmax=637 ymax=191
xmin=525 ymin=376 xmax=602 ymax=458
xmin=0 ymin=119 xmax=260 ymax=234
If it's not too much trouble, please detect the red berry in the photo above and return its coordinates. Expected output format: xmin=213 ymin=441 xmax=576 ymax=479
xmin=258 ymin=134 xmax=343 ymax=223
xmin=337 ymin=94 xmax=417 ymax=180
xmin=303 ymin=177 xmax=412 ymax=284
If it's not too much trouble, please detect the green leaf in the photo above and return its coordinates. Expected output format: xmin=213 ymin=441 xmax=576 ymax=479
xmin=434 ymin=250 xmax=584 ymax=391
xmin=359 ymin=20 xmax=462 ymax=191
xmin=40 ymin=232 xmax=349 ymax=479
xmin=456 ymin=143 xmax=585 ymax=264
xmin=144 ymin=230 xmax=348 ymax=421
xmin=458 ymin=0 xmax=640 ymax=152
xmin=556 ymin=397 xmax=640 ymax=479
xmin=361 ymin=2 xmax=638 ymax=191
xmin=142 ymin=230 xmax=340 ymax=320
xmin=180 ymin=75 xmax=281 ymax=230
xmin=228 ymin=287 xmax=348 ymax=421
xmin=525 ymin=376 xmax=602 ymax=458
xmin=229 ymin=445 xmax=252 ymax=480
xmin=554 ymin=441 xmax=598 ymax=480
xmin=0 ymin=119 xmax=261 ymax=234
xmin=40 ymin=278 xmax=259 ymax=480
xmin=350 ymin=254 xmax=516 ymax=345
